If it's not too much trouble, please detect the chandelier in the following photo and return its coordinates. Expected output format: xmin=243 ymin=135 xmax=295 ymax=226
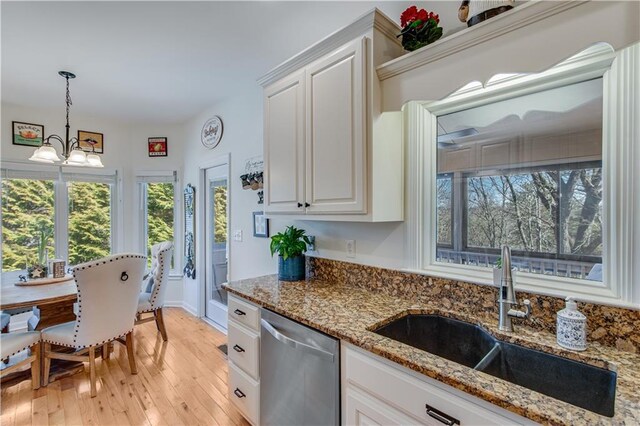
xmin=29 ymin=71 xmax=103 ymax=167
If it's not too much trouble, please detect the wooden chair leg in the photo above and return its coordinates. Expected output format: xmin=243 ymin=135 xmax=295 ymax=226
xmin=155 ymin=308 xmax=168 ymax=342
xmin=101 ymin=343 xmax=109 ymax=359
xmin=89 ymin=347 xmax=97 ymax=398
xmin=31 ymin=342 xmax=41 ymax=390
xmin=125 ymin=332 xmax=137 ymax=375
xmin=42 ymin=343 xmax=51 ymax=386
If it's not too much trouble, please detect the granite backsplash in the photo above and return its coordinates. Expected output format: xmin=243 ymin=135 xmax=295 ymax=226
xmin=308 ymin=257 xmax=640 ymax=354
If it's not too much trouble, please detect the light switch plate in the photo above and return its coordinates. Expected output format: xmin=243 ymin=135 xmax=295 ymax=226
xmin=233 ymin=230 xmax=243 ymax=242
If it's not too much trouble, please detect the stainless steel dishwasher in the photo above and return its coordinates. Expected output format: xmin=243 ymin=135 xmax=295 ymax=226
xmin=260 ymin=308 xmax=340 ymax=425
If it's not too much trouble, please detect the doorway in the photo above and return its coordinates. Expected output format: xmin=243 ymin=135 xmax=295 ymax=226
xmin=204 ymin=164 xmax=229 ymax=329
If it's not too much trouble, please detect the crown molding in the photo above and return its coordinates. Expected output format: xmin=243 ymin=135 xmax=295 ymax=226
xmin=257 ymin=8 xmax=400 ymax=88
xmin=376 ymin=1 xmax=588 ymax=81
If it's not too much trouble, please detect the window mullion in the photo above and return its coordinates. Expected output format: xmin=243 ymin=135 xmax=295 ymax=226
xmin=54 ymin=179 xmax=69 ymax=263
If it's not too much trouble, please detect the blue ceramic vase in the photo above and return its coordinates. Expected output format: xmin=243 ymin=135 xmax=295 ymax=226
xmin=278 ymin=255 xmax=305 ymax=281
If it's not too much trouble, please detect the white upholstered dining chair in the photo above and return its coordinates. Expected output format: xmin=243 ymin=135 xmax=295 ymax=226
xmin=41 ymin=253 xmax=146 ymax=397
xmin=0 ymin=331 xmax=41 ymax=389
xmin=135 ymin=241 xmax=173 ymax=341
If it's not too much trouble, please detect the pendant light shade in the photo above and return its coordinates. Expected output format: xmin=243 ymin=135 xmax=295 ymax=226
xmin=64 ymin=148 xmax=88 ymax=166
xmin=29 ymin=145 xmax=62 ymax=163
xmin=86 ymin=153 xmax=104 ymax=168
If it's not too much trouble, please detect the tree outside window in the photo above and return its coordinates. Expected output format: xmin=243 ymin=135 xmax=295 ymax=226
xmin=2 ymin=179 xmax=55 ymax=271
xmin=145 ymin=182 xmax=175 ymax=268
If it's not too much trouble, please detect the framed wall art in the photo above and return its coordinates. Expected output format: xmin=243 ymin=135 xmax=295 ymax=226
xmin=12 ymin=121 xmax=44 ymax=147
xmin=253 ymin=211 xmax=269 ymax=238
xmin=77 ymin=130 xmax=104 ymax=153
xmin=148 ymin=137 xmax=168 ymax=157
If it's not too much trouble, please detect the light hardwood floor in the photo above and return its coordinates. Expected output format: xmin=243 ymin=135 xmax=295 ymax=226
xmin=1 ymin=308 xmax=250 ymax=426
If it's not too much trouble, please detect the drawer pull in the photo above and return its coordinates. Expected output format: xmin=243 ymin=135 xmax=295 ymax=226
xmin=425 ymin=404 xmax=460 ymax=425
xmin=233 ymin=309 xmax=246 ymax=316
xmin=233 ymin=344 xmax=245 ymax=353
xmin=234 ymin=388 xmax=246 ymax=398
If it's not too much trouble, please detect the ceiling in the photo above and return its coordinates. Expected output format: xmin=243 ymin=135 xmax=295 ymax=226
xmin=2 ymin=1 xmax=462 ymax=124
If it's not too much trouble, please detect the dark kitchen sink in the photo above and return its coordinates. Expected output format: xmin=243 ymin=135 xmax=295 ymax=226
xmin=374 ymin=314 xmax=496 ymax=369
xmin=373 ymin=314 xmax=617 ymax=417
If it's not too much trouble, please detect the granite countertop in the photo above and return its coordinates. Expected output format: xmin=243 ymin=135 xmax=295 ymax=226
xmin=224 ymin=275 xmax=640 ymax=425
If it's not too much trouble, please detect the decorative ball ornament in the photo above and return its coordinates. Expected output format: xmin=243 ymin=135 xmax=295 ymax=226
xmin=201 ymin=116 xmax=224 ymax=149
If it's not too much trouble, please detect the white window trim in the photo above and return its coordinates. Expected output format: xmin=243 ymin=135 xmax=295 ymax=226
xmin=136 ymin=170 xmax=181 ymax=276
xmin=1 ymin=161 xmax=119 ymax=267
xmin=404 ymin=42 xmax=639 ymax=308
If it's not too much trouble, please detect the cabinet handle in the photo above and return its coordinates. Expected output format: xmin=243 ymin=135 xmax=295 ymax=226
xmin=233 ymin=309 xmax=246 ymax=316
xmin=234 ymin=388 xmax=246 ymax=398
xmin=425 ymin=404 xmax=460 ymax=425
xmin=297 ymin=202 xmax=303 ymax=208
xmin=233 ymin=344 xmax=245 ymax=353
xmin=304 ymin=202 xmax=310 ymax=208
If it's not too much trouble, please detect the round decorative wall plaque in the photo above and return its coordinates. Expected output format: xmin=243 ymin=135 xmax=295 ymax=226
xmin=201 ymin=116 xmax=223 ymax=149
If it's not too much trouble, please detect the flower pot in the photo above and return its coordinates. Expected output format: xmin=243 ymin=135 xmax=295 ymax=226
xmin=278 ymin=255 xmax=306 ymax=281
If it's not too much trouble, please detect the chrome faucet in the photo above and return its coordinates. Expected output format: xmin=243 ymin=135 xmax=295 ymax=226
xmin=498 ymin=245 xmax=532 ymax=332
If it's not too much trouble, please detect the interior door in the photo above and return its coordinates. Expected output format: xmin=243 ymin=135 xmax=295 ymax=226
xmin=205 ymin=164 xmax=229 ymax=329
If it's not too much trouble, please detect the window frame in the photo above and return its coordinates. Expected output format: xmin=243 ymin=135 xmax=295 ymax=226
xmin=1 ymin=162 xmax=118 ymax=269
xmin=136 ymin=171 xmax=180 ymax=275
xmin=404 ymin=43 xmax=640 ymax=307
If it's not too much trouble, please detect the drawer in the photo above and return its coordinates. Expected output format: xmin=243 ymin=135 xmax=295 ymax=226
xmin=228 ymin=320 xmax=259 ymax=380
xmin=345 ymin=346 xmax=528 ymax=425
xmin=229 ymin=362 xmax=259 ymax=425
xmin=228 ymin=294 xmax=260 ymax=332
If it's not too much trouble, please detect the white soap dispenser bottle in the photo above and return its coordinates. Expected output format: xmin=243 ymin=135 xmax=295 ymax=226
xmin=556 ymin=296 xmax=587 ymax=351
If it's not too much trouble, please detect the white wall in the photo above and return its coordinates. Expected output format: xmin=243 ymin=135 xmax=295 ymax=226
xmin=1 ymin=103 xmax=185 ymax=304
xmin=181 ymin=1 xmax=640 ymax=310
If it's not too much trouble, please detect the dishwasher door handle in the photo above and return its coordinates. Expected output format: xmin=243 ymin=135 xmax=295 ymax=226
xmin=260 ymin=319 xmax=334 ymax=362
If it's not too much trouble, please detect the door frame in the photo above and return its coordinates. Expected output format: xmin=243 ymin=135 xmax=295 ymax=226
xmin=197 ymin=153 xmax=231 ymax=326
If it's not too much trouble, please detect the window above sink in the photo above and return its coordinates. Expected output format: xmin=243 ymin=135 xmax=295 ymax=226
xmin=404 ymin=42 xmax=640 ymax=307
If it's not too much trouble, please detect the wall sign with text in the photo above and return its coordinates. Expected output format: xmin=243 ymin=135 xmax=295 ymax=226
xmin=148 ymin=137 xmax=168 ymax=157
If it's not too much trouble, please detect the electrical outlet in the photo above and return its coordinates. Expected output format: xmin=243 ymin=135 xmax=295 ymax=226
xmin=233 ymin=230 xmax=243 ymax=242
xmin=346 ymin=240 xmax=356 ymax=258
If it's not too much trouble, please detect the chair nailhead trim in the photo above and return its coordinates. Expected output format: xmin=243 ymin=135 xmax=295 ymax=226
xmin=69 ymin=254 xmax=147 ymax=348
xmin=3 ymin=341 xmax=40 ymax=358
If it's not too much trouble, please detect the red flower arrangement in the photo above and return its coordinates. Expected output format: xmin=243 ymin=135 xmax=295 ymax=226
xmin=398 ymin=6 xmax=443 ymax=52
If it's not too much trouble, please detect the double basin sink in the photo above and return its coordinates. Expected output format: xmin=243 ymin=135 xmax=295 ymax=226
xmin=373 ymin=314 xmax=617 ymax=417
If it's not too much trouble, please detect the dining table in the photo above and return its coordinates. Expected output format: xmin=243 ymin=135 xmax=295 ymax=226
xmin=1 ymin=270 xmax=84 ymax=385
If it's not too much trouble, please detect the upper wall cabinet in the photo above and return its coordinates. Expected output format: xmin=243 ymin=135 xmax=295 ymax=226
xmin=260 ymin=9 xmax=405 ymax=222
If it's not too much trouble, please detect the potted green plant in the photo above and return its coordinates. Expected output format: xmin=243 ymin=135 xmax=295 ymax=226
xmin=270 ymin=226 xmax=311 ymax=281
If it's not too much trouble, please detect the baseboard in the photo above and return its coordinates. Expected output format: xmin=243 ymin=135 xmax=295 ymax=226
xmin=201 ymin=316 xmax=228 ymax=335
xmin=181 ymin=301 xmax=198 ymax=316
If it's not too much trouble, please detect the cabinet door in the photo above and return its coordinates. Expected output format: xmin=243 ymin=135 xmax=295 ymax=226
xmin=345 ymin=386 xmax=416 ymax=426
xmin=264 ymin=71 xmax=305 ymax=214
xmin=305 ymin=37 xmax=367 ymax=214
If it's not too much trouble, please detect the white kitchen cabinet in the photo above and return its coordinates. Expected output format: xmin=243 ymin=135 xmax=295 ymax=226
xmin=342 ymin=343 xmax=535 ymax=426
xmin=264 ymin=71 xmax=305 ymax=214
xmin=227 ymin=294 xmax=261 ymax=425
xmin=346 ymin=386 xmax=418 ymax=426
xmin=260 ymin=9 xmax=405 ymax=221
xmin=305 ymin=38 xmax=366 ymax=214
